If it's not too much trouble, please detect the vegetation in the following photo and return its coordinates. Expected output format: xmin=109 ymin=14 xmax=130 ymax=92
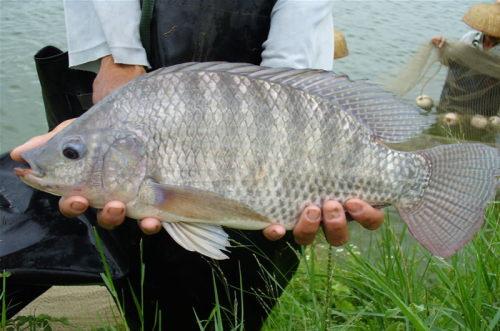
xmin=3 ymin=203 xmax=498 ymax=330
xmin=262 ymin=203 xmax=499 ymax=331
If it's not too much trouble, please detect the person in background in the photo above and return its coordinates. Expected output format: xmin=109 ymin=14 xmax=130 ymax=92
xmin=430 ymin=1 xmax=499 ymax=135
xmin=432 ymin=1 xmax=499 ymax=51
xmin=11 ymin=1 xmax=384 ymax=329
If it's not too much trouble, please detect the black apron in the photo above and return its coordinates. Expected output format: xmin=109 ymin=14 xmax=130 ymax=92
xmin=150 ymin=0 xmax=276 ymax=67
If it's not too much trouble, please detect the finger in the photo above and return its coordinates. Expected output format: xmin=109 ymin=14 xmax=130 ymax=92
xmin=59 ymin=196 xmax=89 ymax=218
xmin=293 ymin=205 xmax=321 ymax=245
xmin=97 ymin=211 xmax=115 ymax=230
xmin=97 ymin=201 xmax=126 ymax=229
xmin=10 ymin=119 xmax=74 ymax=162
xmin=138 ymin=217 xmax=162 ymax=235
xmin=439 ymin=38 xmax=446 ymax=48
xmin=345 ymin=199 xmax=384 ymax=230
xmin=263 ymin=224 xmax=286 ymax=241
xmin=322 ymin=200 xmax=348 ymax=246
xmin=11 ymin=135 xmax=50 ymax=162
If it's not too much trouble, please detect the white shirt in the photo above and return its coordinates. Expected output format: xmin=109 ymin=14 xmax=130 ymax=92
xmin=64 ymin=0 xmax=334 ymax=71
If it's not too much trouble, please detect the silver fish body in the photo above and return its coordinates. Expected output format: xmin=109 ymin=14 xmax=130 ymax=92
xmin=106 ymin=70 xmax=426 ymax=224
xmin=18 ymin=62 xmax=499 ymax=259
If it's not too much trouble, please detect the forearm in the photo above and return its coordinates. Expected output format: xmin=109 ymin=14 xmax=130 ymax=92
xmin=261 ymin=0 xmax=334 ymax=70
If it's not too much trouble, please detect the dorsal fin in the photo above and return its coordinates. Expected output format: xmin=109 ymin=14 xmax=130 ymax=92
xmin=155 ymin=62 xmax=436 ymax=143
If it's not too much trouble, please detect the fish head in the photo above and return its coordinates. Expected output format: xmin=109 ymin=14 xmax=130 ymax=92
xmin=16 ymin=125 xmax=147 ymax=207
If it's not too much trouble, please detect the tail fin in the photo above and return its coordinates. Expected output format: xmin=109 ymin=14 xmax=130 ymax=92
xmin=396 ymin=144 xmax=498 ymax=257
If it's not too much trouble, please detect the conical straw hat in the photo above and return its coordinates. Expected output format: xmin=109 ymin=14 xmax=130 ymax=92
xmin=463 ymin=3 xmax=500 ymax=38
xmin=334 ymin=30 xmax=349 ymax=59
xmin=15 ymin=286 xmax=119 ymax=329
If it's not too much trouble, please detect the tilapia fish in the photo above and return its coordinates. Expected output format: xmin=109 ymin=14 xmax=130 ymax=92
xmin=16 ymin=62 xmax=498 ymax=259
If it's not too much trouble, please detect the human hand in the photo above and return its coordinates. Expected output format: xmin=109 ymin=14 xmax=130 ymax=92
xmin=431 ymin=36 xmax=446 ymax=48
xmin=10 ymin=119 xmax=162 ymax=234
xmin=57 ymin=198 xmax=162 ymax=234
xmin=263 ymin=199 xmax=384 ymax=245
xmin=92 ymin=55 xmax=146 ymax=104
xmin=90 ymin=197 xmax=385 ymax=239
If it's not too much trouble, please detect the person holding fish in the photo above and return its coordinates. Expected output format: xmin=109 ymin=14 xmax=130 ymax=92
xmin=9 ymin=0 xmax=387 ymax=329
xmin=15 ymin=0 xmax=385 ymax=245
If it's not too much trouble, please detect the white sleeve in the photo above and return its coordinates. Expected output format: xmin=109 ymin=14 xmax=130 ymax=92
xmin=260 ymin=0 xmax=334 ymax=70
xmin=92 ymin=0 xmax=150 ymax=67
xmin=64 ymin=0 xmax=150 ymax=70
xmin=460 ymin=30 xmax=480 ymax=45
xmin=64 ymin=0 xmax=110 ymax=69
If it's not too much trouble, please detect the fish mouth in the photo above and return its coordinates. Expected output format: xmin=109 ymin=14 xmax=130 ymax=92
xmin=14 ymin=165 xmax=64 ymax=195
xmin=14 ymin=167 xmax=35 ymax=177
xmin=14 ymin=158 xmax=47 ymax=190
xmin=14 ymin=156 xmax=44 ymax=178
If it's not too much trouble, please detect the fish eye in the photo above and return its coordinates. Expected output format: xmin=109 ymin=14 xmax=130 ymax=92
xmin=62 ymin=140 xmax=86 ymax=160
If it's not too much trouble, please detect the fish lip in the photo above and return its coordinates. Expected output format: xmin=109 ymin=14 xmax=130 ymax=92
xmin=14 ymin=156 xmax=45 ymax=189
xmin=14 ymin=165 xmax=43 ymax=184
xmin=17 ymin=154 xmax=45 ymax=178
xmin=14 ymin=167 xmax=34 ymax=177
xmin=15 ymin=155 xmax=74 ymax=195
xmin=14 ymin=166 xmax=61 ymax=194
xmin=14 ymin=166 xmax=43 ymax=179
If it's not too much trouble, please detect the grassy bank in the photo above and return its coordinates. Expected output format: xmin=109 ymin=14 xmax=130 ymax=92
xmin=3 ymin=203 xmax=498 ymax=330
xmin=263 ymin=202 xmax=499 ymax=331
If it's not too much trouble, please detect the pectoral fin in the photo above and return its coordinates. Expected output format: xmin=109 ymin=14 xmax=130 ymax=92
xmin=139 ymin=180 xmax=270 ymax=227
xmin=162 ymin=222 xmax=230 ymax=260
xmin=136 ymin=180 xmax=271 ymax=258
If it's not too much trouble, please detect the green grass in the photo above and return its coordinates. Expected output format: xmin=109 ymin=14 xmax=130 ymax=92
xmin=1 ymin=270 xmax=72 ymax=330
xmin=3 ymin=203 xmax=498 ymax=330
xmin=262 ymin=202 xmax=499 ymax=331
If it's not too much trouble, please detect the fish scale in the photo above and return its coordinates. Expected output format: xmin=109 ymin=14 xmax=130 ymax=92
xmin=110 ymin=70 xmax=428 ymax=225
xmin=119 ymin=72 xmax=424 ymax=213
xmin=18 ymin=62 xmax=498 ymax=260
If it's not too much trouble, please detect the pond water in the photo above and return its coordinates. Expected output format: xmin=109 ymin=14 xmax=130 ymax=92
xmin=0 ymin=0 xmax=488 ymax=152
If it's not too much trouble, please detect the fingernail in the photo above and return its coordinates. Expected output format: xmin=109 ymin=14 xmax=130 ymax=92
xmin=70 ymin=201 xmax=86 ymax=212
xmin=108 ymin=207 xmax=124 ymax=217
xmin=327 ymin=208 xmax=341 ymax=220
xmin=306 ymin=209 xmax=320 ymax=222
xmin=347 ymin=202 xmax=362 ymax=214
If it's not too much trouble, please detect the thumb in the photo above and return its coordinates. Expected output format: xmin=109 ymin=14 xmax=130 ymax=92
xmin=10 ymin=119 xmax=74 ymax=162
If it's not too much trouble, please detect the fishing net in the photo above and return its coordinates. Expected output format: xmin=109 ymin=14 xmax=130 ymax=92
xmin=385 ymin=41 xmax=500 ymax=147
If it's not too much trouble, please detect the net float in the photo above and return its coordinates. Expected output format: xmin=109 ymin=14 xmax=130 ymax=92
xmin=470 ymin=114 xmax=488 ymax=129
xmin=415 ymin=95 xmax=434 ymax=111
